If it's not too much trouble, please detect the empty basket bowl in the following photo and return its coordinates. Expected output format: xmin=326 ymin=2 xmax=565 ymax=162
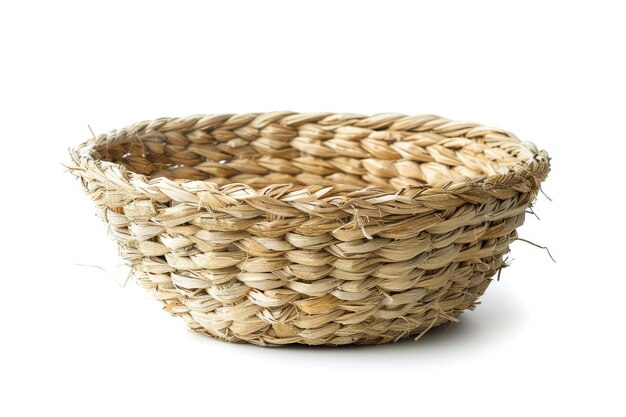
xmin=69 ymin=112 xmax=550 ymax=346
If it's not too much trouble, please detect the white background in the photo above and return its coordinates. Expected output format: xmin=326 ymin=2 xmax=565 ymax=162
xmin=1 ymin=1 xmax=624 ymax=416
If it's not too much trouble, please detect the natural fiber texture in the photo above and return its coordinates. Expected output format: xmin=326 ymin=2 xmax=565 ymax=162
xmin=69 ymin=112 xmax=550 ymax=346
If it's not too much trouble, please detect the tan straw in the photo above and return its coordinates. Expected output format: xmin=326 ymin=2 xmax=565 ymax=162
xmin=69 ymin=112 xmax=550 ymax=346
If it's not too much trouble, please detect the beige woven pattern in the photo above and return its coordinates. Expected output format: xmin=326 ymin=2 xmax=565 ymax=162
xmin=69 ymin=112 xmax=550 ymax=346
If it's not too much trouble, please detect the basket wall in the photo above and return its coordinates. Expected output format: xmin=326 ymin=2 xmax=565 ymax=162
xmin=70 ymin=112 xmax=549 ymax=346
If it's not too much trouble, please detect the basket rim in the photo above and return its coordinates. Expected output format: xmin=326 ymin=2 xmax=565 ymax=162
xmin=69 ymin=112 xmax=550 ymax=214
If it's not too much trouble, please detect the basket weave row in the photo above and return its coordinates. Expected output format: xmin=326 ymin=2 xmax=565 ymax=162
xmin=70 ymin=112 xmax=550 ymax=346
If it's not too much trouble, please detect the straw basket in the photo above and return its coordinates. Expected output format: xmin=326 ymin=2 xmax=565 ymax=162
xmin=69 ymin=112 xmax=550 ymax=346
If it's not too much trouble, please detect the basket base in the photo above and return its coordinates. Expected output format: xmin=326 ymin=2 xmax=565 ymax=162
xmin=135 ymin=270 xmax=495 ymax=347
xmin=189 ymin=313 xmax=465 ymax=346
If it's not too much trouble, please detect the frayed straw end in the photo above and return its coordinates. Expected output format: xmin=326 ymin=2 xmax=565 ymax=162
xmin=514 ymin=237 xmax=556 ymax=263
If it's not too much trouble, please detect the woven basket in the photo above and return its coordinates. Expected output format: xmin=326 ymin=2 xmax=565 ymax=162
xmin=70 ymin=112 xmax=550 ymax=346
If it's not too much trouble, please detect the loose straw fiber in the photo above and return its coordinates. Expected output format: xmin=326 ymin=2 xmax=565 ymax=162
xmin=69 ymin=112 xmax=550 ymax=346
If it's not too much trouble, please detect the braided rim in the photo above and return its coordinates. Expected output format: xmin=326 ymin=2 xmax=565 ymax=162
xmin=69 ymin=112 xmax=550 ymax=220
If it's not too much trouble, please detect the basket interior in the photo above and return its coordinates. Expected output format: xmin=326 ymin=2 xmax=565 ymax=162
xmin=95 ymin=116 xmax=533 ymax=190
